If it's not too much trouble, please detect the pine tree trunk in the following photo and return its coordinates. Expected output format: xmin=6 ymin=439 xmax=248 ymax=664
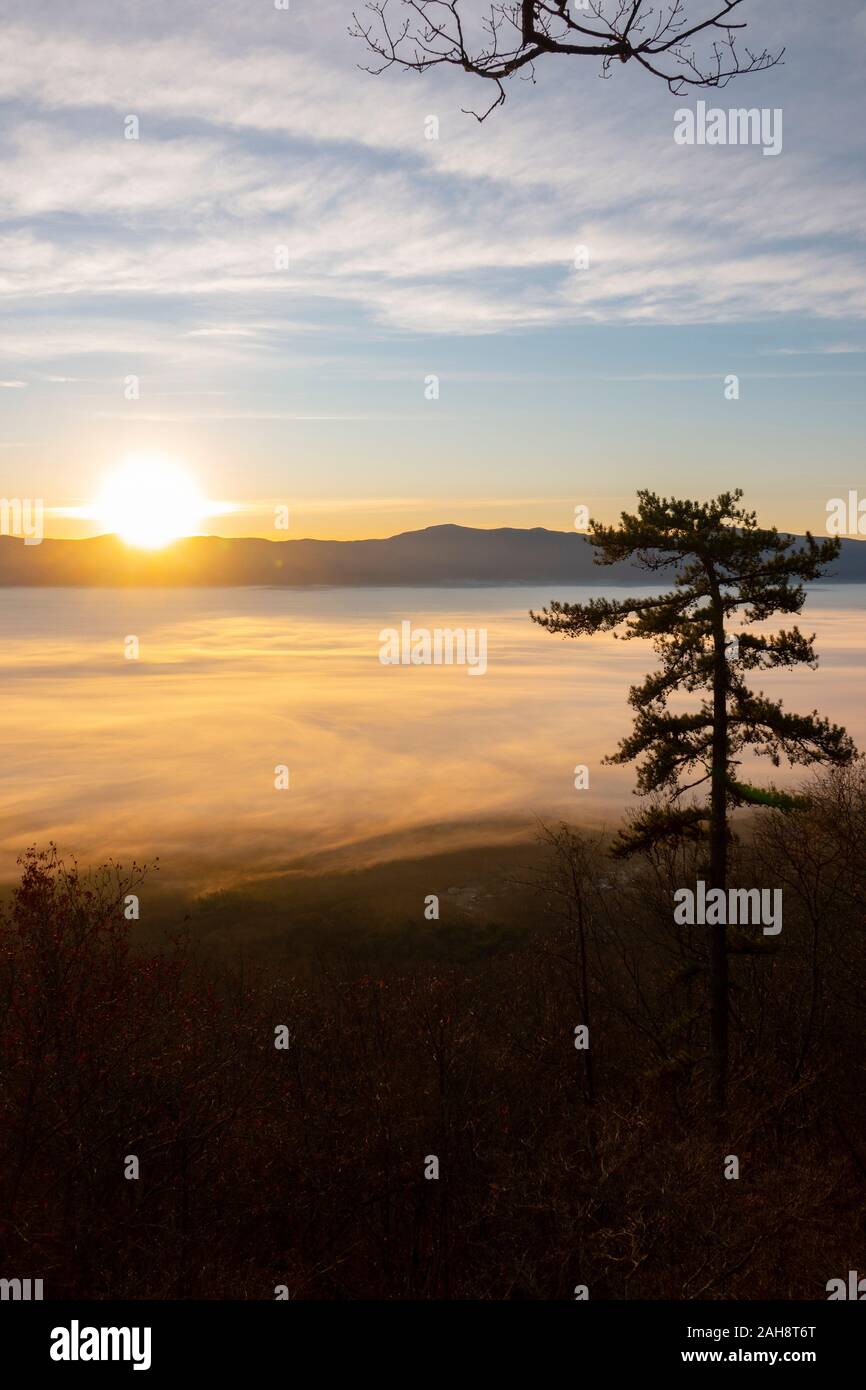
xmin=709 ymin=590 xmax=729 ymax=1113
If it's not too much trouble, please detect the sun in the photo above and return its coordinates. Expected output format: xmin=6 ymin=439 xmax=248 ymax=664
xmin=94 ymin=457 xmax=206 ymax=549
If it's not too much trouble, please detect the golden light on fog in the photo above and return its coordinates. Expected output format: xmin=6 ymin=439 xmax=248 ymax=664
xmin=94 ymin=457 xmax=206 ymax=549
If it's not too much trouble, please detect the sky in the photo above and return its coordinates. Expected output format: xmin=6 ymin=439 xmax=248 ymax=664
xmin=1 ymin=0 xmax=865 ymax=540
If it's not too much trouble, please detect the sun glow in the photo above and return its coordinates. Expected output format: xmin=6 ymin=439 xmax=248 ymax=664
xmin=94 ymin=457 xmax=206 ymax=549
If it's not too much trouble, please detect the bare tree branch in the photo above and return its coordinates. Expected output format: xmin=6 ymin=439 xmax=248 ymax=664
xmin=349 ymin=1 xmax=783 ymax=119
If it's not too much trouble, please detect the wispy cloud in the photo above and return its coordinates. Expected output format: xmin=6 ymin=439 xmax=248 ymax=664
xmin=1 ymin=0 xmax=865 ymax=534
xmin=0 ymin=2 xmax=864 ymax=348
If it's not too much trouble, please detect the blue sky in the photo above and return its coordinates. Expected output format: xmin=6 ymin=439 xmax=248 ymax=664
xmin=1 ymin=0 xmax=865 ymax=538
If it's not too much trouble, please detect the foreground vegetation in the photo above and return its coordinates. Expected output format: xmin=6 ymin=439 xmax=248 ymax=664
xmin=1 ymin=764 xmax=865 ymax=1299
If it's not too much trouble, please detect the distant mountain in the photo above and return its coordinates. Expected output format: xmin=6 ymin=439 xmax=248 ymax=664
xmin=2 ymin=525 xmax=865 ymax=586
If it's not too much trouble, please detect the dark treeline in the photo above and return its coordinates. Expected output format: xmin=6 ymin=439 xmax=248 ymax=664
xmin=1 ymin=764 xmax=865 ymax=1300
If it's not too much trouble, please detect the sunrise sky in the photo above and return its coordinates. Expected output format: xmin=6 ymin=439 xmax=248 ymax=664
xmin=1 ymin=0 xmax=865 ymax=541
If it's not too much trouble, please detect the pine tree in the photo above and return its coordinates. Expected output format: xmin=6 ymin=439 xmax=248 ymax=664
xmin=531 ymin=490 xmax=857 ymax=1109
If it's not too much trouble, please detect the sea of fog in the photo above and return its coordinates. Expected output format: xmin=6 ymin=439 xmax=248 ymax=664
xmin=2 ymin=584 xmax=864 ymax=889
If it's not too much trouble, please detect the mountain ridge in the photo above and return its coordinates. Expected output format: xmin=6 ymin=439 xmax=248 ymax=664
xmin=2 ymin=524 xmax=865 ymax=586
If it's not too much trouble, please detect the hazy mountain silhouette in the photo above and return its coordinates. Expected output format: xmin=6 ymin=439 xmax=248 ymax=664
xmin=2 ymin=525 xmax=865 ymax=586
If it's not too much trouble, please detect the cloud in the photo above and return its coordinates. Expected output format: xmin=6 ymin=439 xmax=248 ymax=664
xmin=0 ymin=2 xmax=862 ymax=349
xmin=764 ymin=343 xmax=866 ymax=356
